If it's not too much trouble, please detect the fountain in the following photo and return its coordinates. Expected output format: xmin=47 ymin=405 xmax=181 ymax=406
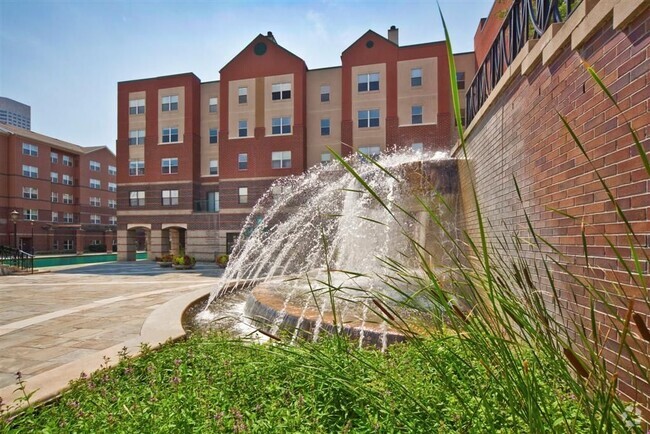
xmin=186 ymin=149 xmax=460 ymax=347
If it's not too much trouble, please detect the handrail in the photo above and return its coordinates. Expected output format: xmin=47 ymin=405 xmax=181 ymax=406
xmin=0 ymin=246 xmax=34 ymax=274
xmin=465 ymin=0 xmax=580 ymax=126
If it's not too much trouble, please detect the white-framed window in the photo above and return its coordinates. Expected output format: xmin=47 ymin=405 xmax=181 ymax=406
xmin=90 ymin=239 xmax=101 ymax=246
xmin=412 ymin=105 xmax=423 ymax=124
xmin=238 ymin=120 xmax=248 ymax=137
xmin=23 ymin=209 xmax=38 ymax=221
xmin=411 ymin=68 xmax=422 ymax=87
xmin=90 ymin=179 xmax=101 ymax=189
xmin=108 ymin=165 xmax=117 ymax=176
xmin=51 ymin=211 xmax=59 ymax=222
xmin=238 ymin=87 xmax=247 ymax=104
xmin=108 ymin=199 xmax=117 ymax=209
xmin=129 ymin=191 xmax=145 ymax=207
xmin=162 ymin=127 xmax=179 ymax=143
xmin=129 ymin=129 xmax=145 ymax=145
xmin=358 ymin=73 xmax=379 ymax=92
xmin=129 ymin=99 xmax=145 ymax=115
xmin=161 ymin=189 xmax=179 ymax=206
xmin=358 ymin=109 xmax=380 ymax=128
xmin=209 ymin=97 xmax=218 ymax=113
xmin=22 ymin=165 xmax=38 ymax=178
xmin=51 ymin=192 xmax=59 ymax=203
xmin=321 ymin=152 xmax=332 ymax=164
xmin=359 ymin=146 xmax=381 ymax=160
xmin=411 ymin=142 xmax=423 ymax=152
xmin=238 ymin=153 xmax=248 ymax=170
xmin=62 ymin=155 xmax=73 ymax=167
xmin=320 ymin=118 xmax=330 ymax=136
xmin=63 ymin=213 xmax=74 ymax=223
xmin=90 ymin=197 xmax=101 ymax=207
xmin=456 ymin=72 xmax=465 ymax=90
xmin=51 ymin=172 xmax=58 ymax=183
xmin=209 ymin=128 xmax=218 ymax=144
xmin=271 ymin=117 xmax=291 ymax=135
xmin=271 ymin=185 xmax=291 ymax=200
xmin=161 ymin=157 xmax=178 ymax=174
xmin=109 ymin=216 xmax=117 ymax=225
xmin=90 ymin=214 xmax=101 ymax=224
xmin=207 ymin=191 xmax=219 ymax=212
xmin=129 ymin=159 xmax=145 ymax=176
xmin=161 ymin=95 xmax=178 ymax=111
xmin=238 ymin=187 xmax=248 ymax=204
xmin=53 ymin=240 xmax=59 ymax=250
xmin=108 ymin=182 xmax=117 ymax=192
xmin=272 ymin=151 xmax=292 ymax=169
xmin=271 ymin=83 xmax=291 ymax=100
xmin=63 ymin=239 xmax=74 ymax=250
xmin=320 ymin=85 xmax=330 ymax=102
xmin=63 ymin=193 xmax=74 ymax=204
xmin=209 ymin=160 xmax=219 ymax=175
xmin=90 ymin=160 xmax=101 ymax=172
xmin=23 ymin=186 xmax=38 ymax=199
xmin=22 ymin=143 xmax=38 ymax=156
xmin=51 ymin=152 xmax=58 ymax=164
xmin=62 ymin=174 xmax=73 ymax=185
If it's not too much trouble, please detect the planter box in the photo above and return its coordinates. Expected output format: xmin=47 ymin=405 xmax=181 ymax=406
xmin=157 ymin=262 xmax=173 ymax=268
xmin=173 ymin=264 xmax=195 ymax=270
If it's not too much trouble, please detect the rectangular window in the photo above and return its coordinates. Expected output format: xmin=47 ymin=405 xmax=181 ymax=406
xmin=271 ymin=83 xmax=291 ymax=100
xmin=321 ymin=152 xmax=332 ymax=164
xmin=320 ymin=118 xmax=330 ymax=136
xmin=412 ymin=105 xmax=423 ymax=124
xmin=51 ymin=172 xmax=59 ymax=183
xmin=63 ymin=193 xmax=74 ymax=204
xmin=209 ymin=97 xmax=218 ymax=113
xmin=109 ymin=216 xmax=117 ymax=225
xmin=161 ymin=95 xmax=178 ymax=111
xmin=358 ymin=109 xmax=380 ymax=128
xmin=63 ymin=213 xmax=74 ymax=223
xmin=129 ymin=99 xmax=145 ymax=115
xmin=161 ymin=189 xmax=179 ymax=206
xmin=129 ymin=160 xmax=145 ymax=176
xmin=207 ymin=191 xmax=220 ymax=212
xmin=52 ymin=211 xmax=59 ymax=222
xmin=89 ymin=160 xmax=101 ymax=171
xmin=62 ymin=174 xmax=73 ymax=185
xmin=320 ymin=85 xmax=330 ymax=102
xmin=271 ymin=151 xmax=292 ymax=169
xmin=51 ymin=192 xmax=59 ymax=203
xmin=129 ymin=129 xmax=145 ymax=145
xmin=63 ymin=239 xmax=74 ymax=250
xmin=90 ymin=197 xmax=101 ymax=207
xmin=108 ymin=165 xmax=117 ymax=175
xmin=238 ymin=153 xmax=248 ymax=170
xmin=22 ymin=165 xmax=38 ymax=178
xmin=161 ymin=157 xmax=178 ymax=174
xmin=90 ymin=214 xmax=101 ymax=224
xmin=238 ymin=187 xmax=248 ymax=204
xmin=22 ymin=143 xmax=38 ymax=156
xmin=359 ymin=146 xmax=381 ymax=160
xmin=209 ymin=159 xmax=219 ymax=175
xmin=238 ymin=120 xmax=247 ymax=137
xmin=62 ymin=155 xmax=73 ymax=167
xmin=23 ymin=209 xmax=38 ymax=221
xmin=456 ymin=72 xmax=465 ymax=90
xmin=411 ymin=68 xmax=422 ymax=87
xmin=271 ymin=117 xmax=291 ymax=135
xmin=108 ymin=182 xmax=117 ymax=192
xmin=238 ymin=87 xmax=247 ymax=104
xmin=162 ymin=127 xmax=179 ymax=143
xmin=129 ymin=191 xmax=145 ymax=207
xmin=108 ymin=199 xmax=117 ymax=209
xmin=23 ymin=187 xmax=38 ymax=199
xmin=50 ymin=152 xmax=58 ymax=164
xmin=358 ymin=73 xmax=380 ymax=92
xmin=90 ymin=179 xmax=101 ymax=189
xmin=411 ymin=142 xmax=423 ymax=152
xmin=209 ymin=128 xmax=218 ymax=144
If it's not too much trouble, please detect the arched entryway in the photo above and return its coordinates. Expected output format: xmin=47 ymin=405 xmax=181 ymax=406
xmin=118 ymin=224 xmax=151 ymax=261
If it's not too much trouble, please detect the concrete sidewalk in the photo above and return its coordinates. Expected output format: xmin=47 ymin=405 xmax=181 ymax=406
xmin=0 ymin=261 xmax=221 ymax=405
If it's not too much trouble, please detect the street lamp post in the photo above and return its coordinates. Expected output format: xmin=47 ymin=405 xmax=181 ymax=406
xmin=31 ymin=221 xmax=34 ymax=254
xmin=10 ymin=210 xmax=19 ymax=249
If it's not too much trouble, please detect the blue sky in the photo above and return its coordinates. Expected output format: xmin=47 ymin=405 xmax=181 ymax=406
xmin=0 ymin=0 xmax=494 ymax=152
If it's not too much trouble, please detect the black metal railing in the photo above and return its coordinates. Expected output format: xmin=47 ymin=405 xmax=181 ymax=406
xmin=194 ymin=200 xmax=220 ymax=213
xmin=0 ymin=246 xmax=34 ymax=274
xmin=465 ymin=0 xmax=579 ymax=126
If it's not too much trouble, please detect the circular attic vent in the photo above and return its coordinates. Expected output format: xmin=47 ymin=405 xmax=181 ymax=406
xmin=254 ymin=42 xmax=267 ymax=56
xmin=366 ymin=40 xmax=374 ymax=48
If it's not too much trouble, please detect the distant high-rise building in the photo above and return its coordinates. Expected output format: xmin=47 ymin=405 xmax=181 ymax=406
xmin=0 ymin=97 xmax=31 ymax=130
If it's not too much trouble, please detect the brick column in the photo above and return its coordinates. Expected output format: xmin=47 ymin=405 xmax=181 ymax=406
xmin=75 ymin=229 xmax=85 ymax=255
xmin=117 ymin=229 xmax=136 ymax=261
xmin=149 ymin=229 xmax=164 ymax=260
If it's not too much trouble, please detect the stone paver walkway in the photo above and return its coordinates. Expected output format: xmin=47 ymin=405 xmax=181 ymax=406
xmin=0 ymin=261 xmax=222 ymax=393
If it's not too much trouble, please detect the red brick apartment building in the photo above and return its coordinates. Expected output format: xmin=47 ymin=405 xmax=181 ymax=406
xmin=0 ymin=124 xmax=117 ymax=254
xmin=116 ymin=27 xmax=475 ymax=261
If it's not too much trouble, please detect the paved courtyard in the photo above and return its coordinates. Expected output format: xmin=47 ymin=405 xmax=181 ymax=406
xmin=0 ymin=261 xmax=222 ymax=398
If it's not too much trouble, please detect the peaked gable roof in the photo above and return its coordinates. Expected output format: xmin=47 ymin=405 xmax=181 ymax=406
xmin=220 ymin=33 xmax=307 ymax=74
xmin=342 ymin=29 xmax=397 ymax=56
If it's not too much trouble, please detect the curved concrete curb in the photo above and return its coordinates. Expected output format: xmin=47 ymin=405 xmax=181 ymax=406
xmin=0 ymin=288 xmax=212 ymax=415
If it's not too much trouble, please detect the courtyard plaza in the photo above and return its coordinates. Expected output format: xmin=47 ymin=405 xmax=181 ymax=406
xmin=0 ymin=261 xmax=222 ymax=407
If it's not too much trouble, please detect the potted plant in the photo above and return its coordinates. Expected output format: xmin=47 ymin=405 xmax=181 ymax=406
xmin=216 ymin=254 xmax=229 ymax=269
xmin=156 ymin=254 xmax=174 ymax=268
xmin=173 ymin=254 xmax=196 ymax=270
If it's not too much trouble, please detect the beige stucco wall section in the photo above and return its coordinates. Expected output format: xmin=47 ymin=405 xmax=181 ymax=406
xmin=351 ymin=63 xmax=387 ymax=150
xmin=128 ymin=91 xmax=146 ymax=160
xmin=453 ymin=52 xmax=476 ymax=115
xmin=200 ymin=81 xmax=220 ymax=177
xmin=157 ymin=86 xmax=185 ymax=144
xmin=397 ymin=58 xmax=438 ymax=126
xmin=263 ymin=73 xmax=294 ymax=137
xmin=228 ymin=78 xmax=256 ymax=139
xmin=306 ymin=67 xmax=342 ymax=167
